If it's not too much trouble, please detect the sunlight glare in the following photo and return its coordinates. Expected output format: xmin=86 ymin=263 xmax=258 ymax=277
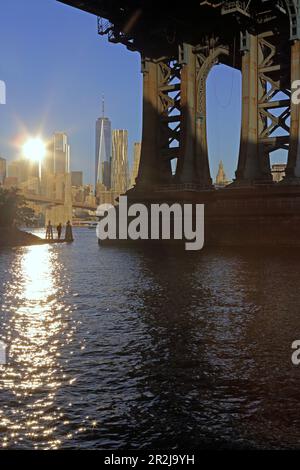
xmin=22 ymin=137 xmax=46 ymax=162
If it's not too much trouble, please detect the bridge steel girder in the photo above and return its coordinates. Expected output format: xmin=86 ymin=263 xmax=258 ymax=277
xmin=176 ymin=44 xmax=212 ymax=188
xmin=286 ymin=40 xmax=300 ymax=179
xmin=281 ymin=2 xmax=300 ymax=182
xmin=136 ymin=42 xmax=231 ymax=191
xmin=136 ymin=57 xmax=182 ymax=187
xmin=59 ymin=0 xmax=300 ymax=188
xmin=235 ymin=30 xmax=291 ymax=185
xmin=283 ymin=0 xmax=300 ymax=39
xmin=176 ymin=44 xmax=229 ymax=188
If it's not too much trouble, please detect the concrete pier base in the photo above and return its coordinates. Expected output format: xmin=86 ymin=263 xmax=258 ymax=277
xmin=99 ymin=186 xmax=300 ymax=248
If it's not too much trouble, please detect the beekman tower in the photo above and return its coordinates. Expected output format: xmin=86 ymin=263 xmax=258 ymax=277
xmin=95 ymin=97 xmax=112 ymax=189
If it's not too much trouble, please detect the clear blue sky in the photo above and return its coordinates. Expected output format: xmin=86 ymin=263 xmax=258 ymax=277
xmin=0 ymin=0 xmax=286 ymax=184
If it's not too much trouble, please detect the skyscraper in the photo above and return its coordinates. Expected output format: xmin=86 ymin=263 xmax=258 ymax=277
xmin=71 ymin=171 xmax=83 ymax=187
xmin=43 ymin=139 xmax=55 ymax=176
xmin=0 ymin=157 xmax=7 ymax=185
xmin=53 ymin=133 xmax=70 ymax=174
xmin=111 ymin=130 xmax=129 ymax=194
xmin=95 ymin=99 xmax=112 ymax=189
xmin=7 ymin=161 xmax=19 ymax=180
xmin=130 ymin=142 xmax=141 ymax=188
xmin=8 ymin=159 xmax=37 ymax=183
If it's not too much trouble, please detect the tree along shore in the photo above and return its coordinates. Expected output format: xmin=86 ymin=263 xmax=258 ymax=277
xmin=0 ymin=187 xmax=47 ymax=247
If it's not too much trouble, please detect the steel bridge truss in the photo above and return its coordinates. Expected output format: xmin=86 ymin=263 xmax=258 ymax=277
xmin=133 ymin=24 xmax=300 ymax=189
xmin=94 ymin=0 xmax=300 ymax=188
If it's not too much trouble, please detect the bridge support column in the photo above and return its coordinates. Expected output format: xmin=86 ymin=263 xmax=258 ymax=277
xmin=135 ymin=59 xmax=161 ymax=188
xmin=176 ymin=44 xmax=213 ymax=188
xmin=235 ymin=31 xmax=290 ymax=185
xmin=135 ymin=46 xmax=221 ymax=191
xmin=285 ymin=40 xmax=300 ymax=181
xmin=236 ymin=34 xmax=258 ymax=183
xmin=135 ymin=57 xmax=181 ymax=189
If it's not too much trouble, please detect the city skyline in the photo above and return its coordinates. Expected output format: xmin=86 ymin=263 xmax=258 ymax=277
xmin=0 ymin=120 xmax=136 ymax=228
xmin=0 ymin=0 xmax=142 ymax=185
xmin=3 ymin=123 xmax=137 ymax=189
xmin=0 ymin=0 xmax=288 ymax=187
xmin=0 ymin=0 xmax=299 ymax=454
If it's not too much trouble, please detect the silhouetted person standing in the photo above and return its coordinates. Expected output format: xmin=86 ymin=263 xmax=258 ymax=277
xmin=46 ymin=220 xmax=53 ymax=240
xmin=57 ymin=223 xmax=62 ymax=240
xmin=65 ymin=220 xmax=74 ymax=242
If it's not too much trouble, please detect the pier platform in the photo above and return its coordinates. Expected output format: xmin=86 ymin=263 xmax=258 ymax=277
xmin=100 ymin=185 xmax=300 ymax=248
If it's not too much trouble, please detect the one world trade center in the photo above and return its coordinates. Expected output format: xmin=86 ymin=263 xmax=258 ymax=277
xmin=95 ymin=99 xmax=112 ymax=189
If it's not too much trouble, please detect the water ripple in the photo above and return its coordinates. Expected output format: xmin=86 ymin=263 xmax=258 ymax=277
xmin=0 ymin=231 xmax=300 ymax=449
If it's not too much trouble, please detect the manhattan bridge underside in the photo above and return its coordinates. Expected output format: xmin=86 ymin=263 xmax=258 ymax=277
xmin=58 ymin=0 xmax=300 ymax=245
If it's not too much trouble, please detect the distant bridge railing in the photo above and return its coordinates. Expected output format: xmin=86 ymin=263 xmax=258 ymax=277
xmin=22 ymin=193 xmax=97 ymax=211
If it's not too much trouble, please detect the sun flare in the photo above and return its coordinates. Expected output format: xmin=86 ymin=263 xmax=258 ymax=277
xmin=22 ymin=137 xmax=46 ymax=162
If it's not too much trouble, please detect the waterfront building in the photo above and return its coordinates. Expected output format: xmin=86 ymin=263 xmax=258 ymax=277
xmin=7 ymin=161 xmax=19 ymax=180
xmin=53 ymin=132 xmax=70 ymax=174
xmin=43 ymin=139 xmax=55 ymax=176
xmin=19 ymin=176 xmax=40 ymax=195
xmin=71 ymin=171 xmax=83 ymax=187
xmin=3 ymin=176 xmax=18 ymax=188
xmin=72 ymin=186 xmax=84 ymax=203
xmin=130 ymin=142 xmax=141 ymax=188
xmin=8 ymin=159 xmax=38 ymax=184
xmin=72 ymin=184 xmax=96 ymax=206
xmin=111 ymin=129 xmax=129 ymax=194
xmin=96 ymin=187 xmax=119 ymax=206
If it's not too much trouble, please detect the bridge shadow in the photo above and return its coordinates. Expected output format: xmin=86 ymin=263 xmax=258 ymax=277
xmin=110 ymin=244 xmax=300 ymax=449
xmin=95 ymin=242 xmax=300 ymax=449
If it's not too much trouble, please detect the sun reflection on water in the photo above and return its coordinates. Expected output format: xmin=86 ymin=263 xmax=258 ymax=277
xmin=0 ymin=244 xmax=74 ymax=449
xmin=21 ymin=244 xmax=56 ymax=303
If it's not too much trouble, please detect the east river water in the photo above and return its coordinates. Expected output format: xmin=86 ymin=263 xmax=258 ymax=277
xmin=0 ymin=228 xmax=300 ymax=449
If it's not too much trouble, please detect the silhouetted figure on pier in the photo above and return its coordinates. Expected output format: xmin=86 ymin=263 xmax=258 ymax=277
xmin=57 ymin=223 xmax=62 ymax=240
xmin=45 ymin=220 xmax=53 ymax=240
xmin=65 ymin=220 xmax=74 ymax=242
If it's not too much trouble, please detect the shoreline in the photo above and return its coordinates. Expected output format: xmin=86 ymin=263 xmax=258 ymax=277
xmin=0 ymin=227 xmax=69 ymax=248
